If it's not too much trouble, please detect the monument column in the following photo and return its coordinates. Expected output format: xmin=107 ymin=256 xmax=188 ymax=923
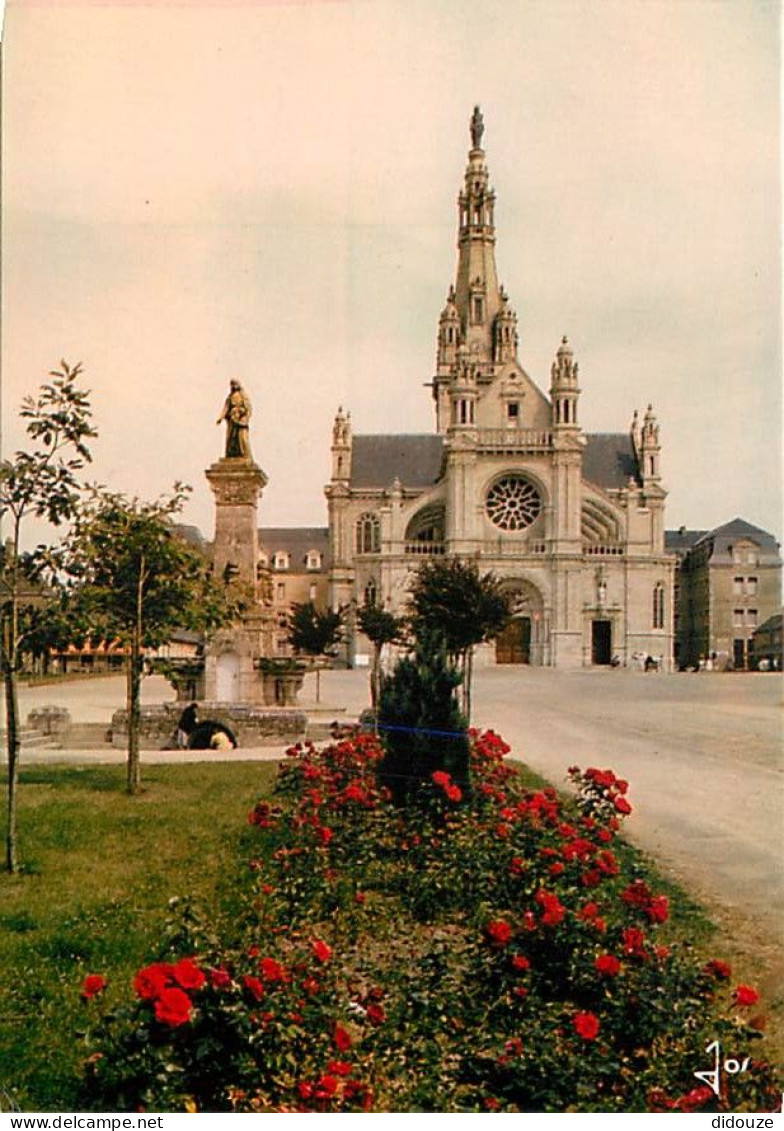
xmin=204 ymin=380 xmax=270 ymax=703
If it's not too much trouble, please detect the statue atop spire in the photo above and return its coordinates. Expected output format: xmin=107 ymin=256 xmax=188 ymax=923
xmin=470 ymin=105 xmax=485 ymax=149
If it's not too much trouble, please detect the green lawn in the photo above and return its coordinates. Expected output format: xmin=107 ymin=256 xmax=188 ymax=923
xmin=0 ymin=761 xmax=278 ymax=1112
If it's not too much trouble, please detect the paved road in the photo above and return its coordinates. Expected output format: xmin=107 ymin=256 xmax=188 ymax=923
xmin=4 ymin=667 xmax=782 ymax=941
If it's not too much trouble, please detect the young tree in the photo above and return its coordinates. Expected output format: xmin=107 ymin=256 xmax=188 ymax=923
xmin=0 ymin=362 xmax=96 ymax=872
xmin=377 ymin=626 xmax=469 ymax=806
xmin=408 ymin=558 xmax=511 ymax=720
xmin=287 ymin=601 xmax=344 ymax=703
xmin=356 ymin=600 xmax=403 ymax=713
xmin=63 ymin=485 xmax=242 ymax=794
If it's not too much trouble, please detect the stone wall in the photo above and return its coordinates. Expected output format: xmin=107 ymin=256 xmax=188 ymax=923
xmin=110 ymin=701 xmax=307 ymax=750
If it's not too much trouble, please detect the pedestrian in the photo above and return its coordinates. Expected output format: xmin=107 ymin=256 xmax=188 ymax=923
xmin=176 ymin=702 xmax=198 ymax=749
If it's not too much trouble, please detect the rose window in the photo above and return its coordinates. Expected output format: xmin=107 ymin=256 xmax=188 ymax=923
xmin=485 ymin=476 xmax=541 ymax=531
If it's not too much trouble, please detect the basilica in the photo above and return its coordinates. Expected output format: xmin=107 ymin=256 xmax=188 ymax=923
xmin=325 ymin=108 xmax=674 ymax=669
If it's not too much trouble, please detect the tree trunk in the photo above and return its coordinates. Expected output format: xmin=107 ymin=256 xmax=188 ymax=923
xmin=315 ymin=665 xmax=321 ymax=705
xmin=464 ymin=647 xmax=474 ymax=724
xmin=126 ymin=636 xmax=142 ymax=795
xmin=4 ymin=659 xmax=21 ymax=873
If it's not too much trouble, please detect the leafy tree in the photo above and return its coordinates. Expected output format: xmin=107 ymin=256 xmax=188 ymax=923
xmin=408 ymin=558 xmax=511 ymax=720
xmin=287 ymin=601 xmax=345 ymax=703
xmin=377 ymin=626 xmax=469 ymax=806
xmin=356 ymin=600 xmax=403 ymax=713
xmin=62 ymin=485 xmax=241 ymax=794
xmin=0 ymin=362 xmax=96 ymax=872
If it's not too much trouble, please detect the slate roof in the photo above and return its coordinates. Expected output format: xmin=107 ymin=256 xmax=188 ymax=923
xmin=350 ymin=435 xmax=445 ymax=489
xmin=259 ymin=527 xmax=330 ymax=568
xmin=665 ymin=528 xmax=708 ymax=554
xmin=580 ymin=434 xmax=640 ymax=491
xmin=693 ymin=518 xmax=781 ymax=564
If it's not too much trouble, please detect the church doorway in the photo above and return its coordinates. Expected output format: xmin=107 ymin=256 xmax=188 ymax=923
xmin=496 ymin=617 xmax=531 ymax=664
xmin=591 ymin=620 xmax=612 ymax=665
xmin=216 ymin=652 xmax=240 ymax=701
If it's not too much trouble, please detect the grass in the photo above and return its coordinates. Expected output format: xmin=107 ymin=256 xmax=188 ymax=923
xmin=0 ymin=761 xmax=278 ymax=1112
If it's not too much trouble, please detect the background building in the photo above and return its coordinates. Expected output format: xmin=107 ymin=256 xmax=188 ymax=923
xmin=258 ymin=528 xmax=330 ymax=657
xmin=326 ymin=110 xmax=675 ymax=670
xmin=668 ymin=519 xmax=783 ymax=669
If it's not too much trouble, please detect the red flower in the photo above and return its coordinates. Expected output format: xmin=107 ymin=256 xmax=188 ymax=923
xmin=365 ymin=1002 xmax=385 ymax=1026
xmin=486 ymin=918 xmax=513 ymax=947
xmin=431 ymin=770 xmax=451 ymax=787
xmin=333 ymin=1023 xmax=353 ymax=1051
xmin=260 ymin=957 xmax=286 ymax=982
xmin=154 ymin=987 xmax=193 ymax=1027
xmin=704 ymin=959 xmax=732 ymax=980
xmin=647 ymin=895 xmax=669 ymax=923
xmin=327 ymin=1060 xmax=353 ymax=1077
xmin=81 ymin=974 xmax=106 ymax=1000
xmin=172 ymin=958 xmax=206 ymax=992
xmin=614 ymin=795 xmax=632 ymax=815
xmin=311 ymin=939 xmax=333 ymax=963
xmin=314 ymin=1075 xmax=339 ymax=1099
xmin=355 ymin=891 xmax=367 ymax=905
xmin=734 ymin=984 xmax=760 ymax=1007
xmin=549 ymin=862 xmax=565 ymax=876
xmin=511 ymin=954 xmax=531 ymax=971
xmin=622 ymin=927 xmax=648 ymax=959
xmin=316 ymin=826 xmax=333 ymax=846
xmin=209 ymin=967 xmax=232 ymax=990
xmin=243 ymin=975 xmax=264 ymax=1001
xmin=445 ymin=784 xmax=462 ymax=802
xmin=595 ymin=954 xmax=621 ymax=976
xmin=133 ymin=963 xmax=173 ymax=1001
xmin=573 ymin=1011 xmax=600 ymax=1040
xmin=579 ymin=902 xmax=600 ymax=920
xmin=535 ymin=890 xmax=566 ymax=927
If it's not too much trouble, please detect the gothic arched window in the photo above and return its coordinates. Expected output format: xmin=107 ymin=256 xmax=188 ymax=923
xmin=356 ymin=512 xmax=381 ymax=554
xmin=652 ymin=582 xmax=665 ymax=629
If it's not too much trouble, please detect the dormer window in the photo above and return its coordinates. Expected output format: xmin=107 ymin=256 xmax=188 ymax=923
xmin=306 ymin=550 xmax=322 ymax=571
xmin=273 ymin=551 xmax=290 ymax=571
xmin=506 ymin=401 xmax=520 ymax=423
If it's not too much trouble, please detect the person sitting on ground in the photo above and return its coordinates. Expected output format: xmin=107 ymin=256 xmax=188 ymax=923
xmin=176 ymin=702 xmax=198 ymax=749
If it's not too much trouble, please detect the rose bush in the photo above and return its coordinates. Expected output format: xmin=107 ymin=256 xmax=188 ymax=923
xmin=80 ymin=730 xmax=781 ymax=1113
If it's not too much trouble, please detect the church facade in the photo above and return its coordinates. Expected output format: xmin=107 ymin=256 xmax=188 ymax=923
xmin=326 ymin=109 xmax=675 ymax=669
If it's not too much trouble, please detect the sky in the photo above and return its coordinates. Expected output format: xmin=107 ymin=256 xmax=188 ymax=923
xmin=1 ymin=0 xmax=781 ymax=548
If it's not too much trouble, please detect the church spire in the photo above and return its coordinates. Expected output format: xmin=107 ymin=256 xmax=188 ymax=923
xmin=454 ymin=105 xmax=502 ymax=361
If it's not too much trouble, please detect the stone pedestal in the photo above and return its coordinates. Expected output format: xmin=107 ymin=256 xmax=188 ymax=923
xmin=204 ymin=456 xmax=271 ymax=703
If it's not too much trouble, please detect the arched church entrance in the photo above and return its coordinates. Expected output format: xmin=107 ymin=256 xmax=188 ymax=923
xmin=496 ymin=580 xmax=547 ymax=666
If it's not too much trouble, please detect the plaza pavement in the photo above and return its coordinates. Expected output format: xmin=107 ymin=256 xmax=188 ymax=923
xmin=4 ymin=667 xmax=782 ymax=943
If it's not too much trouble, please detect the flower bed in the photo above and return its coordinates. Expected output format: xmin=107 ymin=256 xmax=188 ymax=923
xmin=79 ymin=730 xmax=780 ymax=1112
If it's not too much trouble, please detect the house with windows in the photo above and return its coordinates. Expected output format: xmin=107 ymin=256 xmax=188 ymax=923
xmin=258 ymin=527 xmax=330 ymax=657
xmin=325 ymin=108 xmax=675 ymax=668
xmin=667 ymin=519 xmax=782 ymax=669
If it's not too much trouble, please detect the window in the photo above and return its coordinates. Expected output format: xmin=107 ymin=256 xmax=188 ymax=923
xmin=364 ymin=578 xmax=378 ymax=607
xmin=507 ymin=401 xmax=520 ymax=423
xmin=746 ymin=576 xmax=758 ymax=596
xmin=746 ymin=548 xmax=758 ymax=566
xmin=733 ymin=577 xmax=744 ymax=596
xmin=652 ymin=582 xmax=665 ymax=629
xmin=309 ymin=583 xmax=317 ymax=601
xmin=306 ymin=550 xmax=322 ymax=571
xmin=276 ymin=582 xmax=286 ymax=601
xmin=472 ymin=296 xmax=484 ymax=323
xmin=273 ymin=551 xmax=289 ymax=571
xmin=275 ymin=637 xmax=288 ymax=655
xmin=485 ymin=476 xmax=542 ymax=531
xmin=733 ymin=608 xmax=744 ymax=627
xmin=356 ymin=513 xmax=381 ymax=554
xmin=748 ymin=609 xmax=758 ymax=627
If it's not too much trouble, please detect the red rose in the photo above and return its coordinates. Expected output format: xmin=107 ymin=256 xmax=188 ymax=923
xmin=622 ymin=927 xmax=648 ymax=959
xmin=365 ymin=1002 xmax=385 ymax=1026
xmin=445 ymin=784 xmax=462 ymax=802
xmin=573 ymin=1011 xmax=600 ymax=1040
xmin=209 ymin=967 xmax=232 ymax=990
xmin=333 ymin=1023 xmax=353 ymax=1051
xmin=260 ymin=957 xmax=286 ymax=982
xmin=243 ymin=975 xmax=264 ymax=1001
xmin=172 ymin=958 xmax=206 ymax=992
xmin=311 ymin=939 xmax=333 ymax=963
xmin=431 ymin=770 xmax=451 ymax=787
xmin=327 ymin=1060 xmax=353 ymax=1077
xmin=81 ymin=974 xmax=106 ymax=1000
xmin=734 ymin=984 xmax=760 ymax=1007
xmin=317 ymin=826 xmax=333 ymax=845
xmin=314 ymin=1075 xmax=339 ymax=1099
xmin=614 ymin=796 xmax=632 ymax=815
xmin=595 ymin=954 xmax=621 ymax=976
xmin=154 ymin=987 xmax=193 ymax=1027
xmin=647 ymin=895 xmax=669 ymax=923
xmin=355 ymin=891 xmax=367 ymax=905
xmin=704 ymin=959 xmax=732 ymax=980
xmin=511 ymin=954 xmax=530 ymax=971
xmin=486 ymin=918 xmax=513 ymax=947
xmin=133 ymin=963 xmax=173 ymax=1001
